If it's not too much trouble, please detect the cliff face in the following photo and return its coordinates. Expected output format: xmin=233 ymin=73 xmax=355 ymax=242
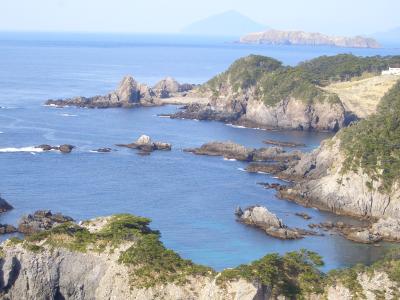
xmin=197 ymin=58 xmax=346 ymax=131
xmin=0 ymin=216 xmax=264 ymax=300
xmin=0 ymin=244 xmax=260 ymax=300
xmin=282 ymin=137 xmax=400 ymax=219
xmin=1 ymin=215 xmax=400 ymax=299
xmin=240 ymin=29 xmax=381 ymax=49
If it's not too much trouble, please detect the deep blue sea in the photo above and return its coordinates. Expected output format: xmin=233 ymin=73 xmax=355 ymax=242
xmin=0 ymin=32 xmax=399 ymax=271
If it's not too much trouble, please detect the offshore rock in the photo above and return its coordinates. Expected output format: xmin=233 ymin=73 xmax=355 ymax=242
xmin=236 ymin=206 xmax=313 ymax=239
xmin=116 ymin=135 xmax=172 ymax=154
xmin=0 ymin=195 xmax=13 ymax=213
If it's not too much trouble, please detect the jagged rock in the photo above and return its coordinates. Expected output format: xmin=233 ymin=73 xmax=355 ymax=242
xmin=153 ymin=77 xmax=194 ymax=98
xmin=45 ymin=76 xmax=156 ymax=108
xmin=236 ymin=206 xmax=313 ymax=239
xmin=18 ymin=210 xmax=74 ymax=234
xmin=0 ymin=195 xmax=13 ymax=213
xmin=116 ymin=135 xmax=172 ymax=154
xmin=0 ymin=224 xmax=17 ymax=234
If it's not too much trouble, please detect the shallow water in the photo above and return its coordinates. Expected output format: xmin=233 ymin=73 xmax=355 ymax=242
xmin=0 ymin=33 xmax=398 ymax=271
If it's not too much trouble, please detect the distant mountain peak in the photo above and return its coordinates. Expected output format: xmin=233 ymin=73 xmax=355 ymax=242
xmin=181 ymin=10 xmax=267 ymax=37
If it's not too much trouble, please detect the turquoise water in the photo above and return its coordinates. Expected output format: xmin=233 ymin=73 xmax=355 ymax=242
xmin=0 ymin=33 xmax=398 ymax=271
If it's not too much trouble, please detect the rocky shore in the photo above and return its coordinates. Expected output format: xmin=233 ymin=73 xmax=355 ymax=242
xmin=45 ymin=76 xmax=197 ymax=108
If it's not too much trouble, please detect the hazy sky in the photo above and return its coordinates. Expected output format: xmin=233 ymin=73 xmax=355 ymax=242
xmin=1 ymin=0 xmax=399 ymax=35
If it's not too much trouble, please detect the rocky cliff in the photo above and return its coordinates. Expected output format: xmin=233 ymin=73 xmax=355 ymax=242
xmin=1 ymin=213 xmax=399 ymax=299
xmin=240 ymin=29 xmax=381 ymax=49
xmin=278 ymin=80 xmax=400 ymax=241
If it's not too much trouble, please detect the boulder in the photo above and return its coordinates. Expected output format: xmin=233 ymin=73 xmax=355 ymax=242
xmin=18 ymin=210 xmax=74 ymax=234
xmin=59 ymin=144 xmax=75 ymax=153
xmin=245 ymin=163 xmax=286 ymax=174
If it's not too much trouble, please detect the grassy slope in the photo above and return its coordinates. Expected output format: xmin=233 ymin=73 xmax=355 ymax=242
xmin=323 ymin=74 xmax=399 ymax=118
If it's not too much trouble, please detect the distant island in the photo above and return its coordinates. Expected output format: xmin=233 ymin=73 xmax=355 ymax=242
xmin=181 ymin=10 xmax=267 ymax=37
xmin=240 ymin=29 xmax=381 ymax=48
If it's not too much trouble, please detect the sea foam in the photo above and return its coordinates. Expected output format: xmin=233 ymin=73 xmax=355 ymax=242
xmin=0 ymin=146 xmax=44 ymax=153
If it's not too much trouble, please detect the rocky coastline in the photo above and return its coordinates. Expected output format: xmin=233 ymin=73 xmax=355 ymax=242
xmin=1 ymin=211 xmax=400 ymax=299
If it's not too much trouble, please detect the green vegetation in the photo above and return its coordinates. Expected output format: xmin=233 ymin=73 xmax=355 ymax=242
xmin=204 ymin=53 xmax=400 ymax=107
xmin=340 ymin=80 xmax=400 ymax=192
xmin=217 ymin=249 xmax=325 ymax=298
xmin=21 ymin=214 xmax=214 ymax=288
xmin=119 ymin=234 xmax=213 ymax=288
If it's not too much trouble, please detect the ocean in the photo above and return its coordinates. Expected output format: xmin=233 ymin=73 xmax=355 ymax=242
xmin=0 ymin=32 xmax=399 ymax=271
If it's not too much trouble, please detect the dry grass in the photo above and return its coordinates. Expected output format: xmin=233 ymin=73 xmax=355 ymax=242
xmin=323 ymin=75 xmax=399 ymax=118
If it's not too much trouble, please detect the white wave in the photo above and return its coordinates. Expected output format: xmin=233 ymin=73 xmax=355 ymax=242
xmin=157 ymin=115 xmax=171 ymax=118
xmin=0 ymin=131 xmax=3 ymax=134
xmin=0 ymin=106 xmax=18 ymax=110
xmin=237 ymin=168 xmax=246 ymax=172
xmin=257 ymin=171 xmax=268 ymax=174
xmin=0 ymin=146 xmax=44 ymax=153
xmin=60 ymin=113 xmax=77 ymax=117
xmin=226 ymin=124 xmax=246 ymax=129
xmin=223 ymin=158 xmax=237 ymax=161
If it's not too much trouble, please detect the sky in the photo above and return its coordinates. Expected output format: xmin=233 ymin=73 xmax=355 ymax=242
xmin=0 ymin=0 xmax=399 ymax=36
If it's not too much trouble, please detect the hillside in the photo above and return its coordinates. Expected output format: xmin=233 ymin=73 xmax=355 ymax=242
xmin=181 ymin=10 xmax=267 ymax=37
xmin=240 ymin=29 xmax=381 ymax=48
xmin=323 ymin=74 xmax=399 ymax=118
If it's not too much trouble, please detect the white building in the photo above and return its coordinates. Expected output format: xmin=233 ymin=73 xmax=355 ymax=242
xmin=382 ymin=67 xmax=400 ymax=76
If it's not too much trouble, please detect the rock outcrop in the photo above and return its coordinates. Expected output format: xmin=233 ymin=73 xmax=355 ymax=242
xmin=235 ymin=206 xmax=315 ymax=239
xmin=184 ymin=141 xmax=301 ymax=163
xmin=239 ymin=29 xmax=381 ymax=49
xmin=46 ymin=76 xmax=195 ymax=108
xmin=153 ymin=77 xmax=194 ymax=98
xmin=116 ymin=135 xmax=172 ymax=155
xmin=17 ymin=210 xmax=74 ymax=234
xmin=35 ymin=144 xmax=75 ymax=153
